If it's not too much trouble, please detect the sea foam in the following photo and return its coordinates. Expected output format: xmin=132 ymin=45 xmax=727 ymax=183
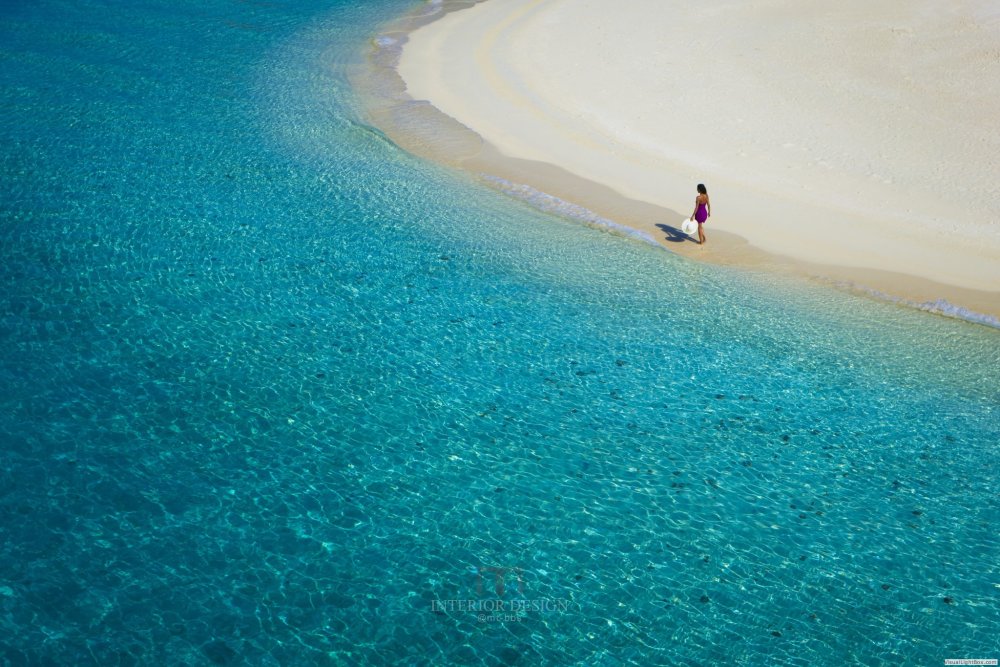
xmin=481 ymin=175 xmax=662 ymax=248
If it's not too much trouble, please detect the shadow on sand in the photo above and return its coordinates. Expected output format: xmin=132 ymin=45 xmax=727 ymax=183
xmin=656 ymin=222 xmax=698 ymax=244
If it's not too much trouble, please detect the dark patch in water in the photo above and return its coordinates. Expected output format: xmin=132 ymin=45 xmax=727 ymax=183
xmin=202 ymin=641 xmax=237 ymax=665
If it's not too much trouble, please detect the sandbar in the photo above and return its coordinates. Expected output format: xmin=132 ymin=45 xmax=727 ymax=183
xmin=359 ymin=0 xmax=1000 ymax=322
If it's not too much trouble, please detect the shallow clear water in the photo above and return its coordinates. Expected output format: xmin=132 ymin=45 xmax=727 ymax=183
xmin=1 ymin=1 xmax=997 ymax=665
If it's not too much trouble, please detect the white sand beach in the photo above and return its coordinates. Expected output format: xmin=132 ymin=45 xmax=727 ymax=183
xmin=388 ymin=0 xmax=1000 ymax=317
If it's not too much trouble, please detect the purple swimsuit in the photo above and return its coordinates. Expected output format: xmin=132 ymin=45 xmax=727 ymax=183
xmin=695 ymin=203 xmax=708 ymax=223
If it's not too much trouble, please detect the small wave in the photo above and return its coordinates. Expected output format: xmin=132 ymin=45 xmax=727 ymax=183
xmin=481 ymin=175 xmax=662 ymax=248
xmin=909 ymin=299 xmax=1000 ymax=329
xmin=843 ymin=284 xmax=1000 ymax=330
xmin=370 ymin=32 xmax=405 ymax=68
xmin=418 ymin=0 xmax=444 ymax=18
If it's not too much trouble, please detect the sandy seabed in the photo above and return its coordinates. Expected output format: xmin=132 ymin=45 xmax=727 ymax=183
xmin=357 ymin=0 xmax=1000 ymax=322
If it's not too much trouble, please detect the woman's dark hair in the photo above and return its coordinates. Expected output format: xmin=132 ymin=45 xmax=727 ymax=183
xmin=697 ymin=183 xmax=708 ymax=194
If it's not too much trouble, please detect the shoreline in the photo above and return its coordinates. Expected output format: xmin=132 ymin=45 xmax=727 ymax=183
xmin=351 ymin=0 xmax=1000 ymax=327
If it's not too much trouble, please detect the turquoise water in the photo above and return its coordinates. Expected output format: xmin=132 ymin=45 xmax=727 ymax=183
xmin=1 ymin=1 xmax=998 ymax=664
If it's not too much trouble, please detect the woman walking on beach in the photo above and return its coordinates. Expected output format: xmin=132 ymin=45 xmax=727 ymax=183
xmin=690 ymin=183 xmax=711 ymax=245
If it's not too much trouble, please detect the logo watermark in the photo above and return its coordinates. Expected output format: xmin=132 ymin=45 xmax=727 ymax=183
xmin=944 ymin=660 xmax=997 ymax=666
xmin=431 ymin=565 xmax=572 ymax=623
